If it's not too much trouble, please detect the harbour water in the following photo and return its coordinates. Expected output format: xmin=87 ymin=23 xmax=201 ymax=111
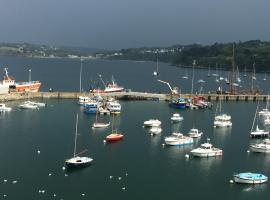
xmin=1 ymin=56 xmax=270 ymax=199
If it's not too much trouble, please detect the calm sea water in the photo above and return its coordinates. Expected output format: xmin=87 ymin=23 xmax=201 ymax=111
xmin=0 ymin=57 xmax=270 ymax=200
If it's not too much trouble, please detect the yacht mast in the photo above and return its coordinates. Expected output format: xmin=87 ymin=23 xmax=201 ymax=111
xmin=230 ymin=44 xmax=236 ymax=94
xmin=79 ymin=57 xmax=83 ymax=93
xmin=73 ymin=113 xmax=79 ymax=157
xmin=191 ymin=60 xmax=196 ymax=94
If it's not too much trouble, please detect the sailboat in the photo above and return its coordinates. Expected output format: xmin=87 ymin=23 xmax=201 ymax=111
xmin=182 ymin=69 xmax=188 ymax=79
xmin=250 ymin=102 xmax=269 ymax=138
xmin=207 ymin=66 xmax=211 ymax=77
xmin=65 ymin=114 xmax=93 ymax=168
xmin=236 ymin=66 xmax=241 ymax=83
xmin=92 ymin=108 xmax=110 ymax=128
xmin=263 ymin=72 xmax=267 ymax=81
xmin=244 ymin=67 xmax=247 ymax=77
xmin=214 ymin=88 xmax=232 ymax=128
xmin=105 ymin=115 xmax=123 ymax=142
xmin=153 ymin=54 xmax=159 ymax=76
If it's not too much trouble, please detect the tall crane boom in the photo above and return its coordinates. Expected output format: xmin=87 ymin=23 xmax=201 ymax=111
xmin=157 ymin=79 xmax=178 ymax=95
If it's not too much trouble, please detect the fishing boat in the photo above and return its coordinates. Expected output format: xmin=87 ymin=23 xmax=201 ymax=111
xmin=65 ymin=114 xmax=93 ymax=168
xmin=250 ymin=139 xmax=270 ymax=153
xmin=143 ymin=119 xmax=162 ymax=127
xmin=170 ymin=113 xmax=183 ymax=122
xmin=188 ymin=128 xmax=203 ymax=138
xmin=2 ymin=68 xmax=41 ymax=92
xmin=105 ymin=115 xmax=123 ymax=142
xmin=91 ymin=75 xmax=124 ymax=93
xmin=0 ymin=104 xmax=12 ymax=112
xmin=169 ymin=98 xmax=188 ymax=109
xmin=164 ymin=133 xmax=193 ymax=146
xmin=190 ymin=139 xmax=222 ymax=157
xmin=84 ymin=101 xmax=99 ymax=114
xmin=233 ymin=172 xmax=268 ymax=184
xmin=149 ymin=126 xmax=162 ymax=135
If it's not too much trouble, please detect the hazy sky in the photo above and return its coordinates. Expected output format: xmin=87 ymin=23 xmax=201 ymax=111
xmin=0 ymin=0 xmax=270 ymax=49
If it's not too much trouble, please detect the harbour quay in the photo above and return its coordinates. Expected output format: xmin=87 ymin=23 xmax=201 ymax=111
xmin=0 ymin=91 xmax=269 ymax=102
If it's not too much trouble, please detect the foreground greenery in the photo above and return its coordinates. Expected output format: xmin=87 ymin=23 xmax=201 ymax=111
xmin=99 ymin=40 xmax=270 ymax=72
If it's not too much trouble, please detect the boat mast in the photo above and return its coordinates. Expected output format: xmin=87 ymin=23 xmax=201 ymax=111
xmin=73 ymin=113 xmax=79 ymax=157
xmin=250 ymin=101 xmax=259 ymax=133
xmin=156 ymin=53 xmax=159 ymax=74
xmin=79 ymin=57 xmax=83 ymax=93
xmin=191 ymin=60 xmax=196 ymax=94
xmin=251 ymin=62 xmax=255 ymax=93
xmin=98 ymin=74 xmax=106 ymax=88
xmin=28 ymin=69 xmax=31 ymax=82
xmin=230 ymin=44 xmax=236 ymax=94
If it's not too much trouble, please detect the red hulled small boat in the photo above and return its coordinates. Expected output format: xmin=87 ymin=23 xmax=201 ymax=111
xmin=106 ymin=133 xmax=124 ymax=142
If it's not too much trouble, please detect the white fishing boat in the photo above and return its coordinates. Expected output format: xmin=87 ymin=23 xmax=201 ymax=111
xmin=250 ymin=139 xmax=270 ymax=153
xmin=0 ymin=103 xmax=12 ymax=112
xmin=66 ymin=114 xmax=93 ymax=168
xmin=233 ymin=172 xmax=268 ymax=184
xmin=164 ymin=133 xmax=193 ymax=146
xmin=143 ymin=119 xmax=161 ymax=127
xmin=190 ymin=139 xmax=222 ymax=157
xmin=149 ymin=126 xmax=162 ymax=135
xmin=188 ymin=128 xmax=203 ymax=138
xmin=170 ymin=113 xmax=183 ymax=122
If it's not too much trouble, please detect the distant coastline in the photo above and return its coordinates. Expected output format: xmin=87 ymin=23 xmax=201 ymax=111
xmin=1 ymin=40 xmax=270 ymax=72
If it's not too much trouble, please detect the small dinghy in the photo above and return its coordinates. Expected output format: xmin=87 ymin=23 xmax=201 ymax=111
xmin=233 ymin=172 xmax=268 ymax=184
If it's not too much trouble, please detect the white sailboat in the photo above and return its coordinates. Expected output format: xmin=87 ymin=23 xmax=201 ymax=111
xmin=250 ymin=102 xmax=269 ymax=138
xmin=92 ymin=108 xmax=110 ymax=128
xmin=214 ymin=88 xmax=232 ymax=128
xmin=153 ymin=54 xmax=159 ymax=76
xmin=263 ymin=72 xmax=267 ymax=81
xmin=65 ymin=113 xmax=93 ymax=168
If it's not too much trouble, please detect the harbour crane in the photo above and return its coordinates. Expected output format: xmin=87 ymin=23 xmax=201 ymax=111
xmin=157 ymin=79 xmax=178 ymax=95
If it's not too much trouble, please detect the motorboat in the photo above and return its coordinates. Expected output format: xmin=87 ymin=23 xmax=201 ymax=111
xmin=265 ymin=116 xmax=270 ymax=125
xmin=164 ymin=133 xmax=193 ymax=146
xmin=65 ymin=114 xmax=93 ymax=168
xmin=170 ymin=113 xmax=183 ymax=122
xmin=26 ymin=101 xmax=46 ymax=107
xmin=250 ymin=139 xmax=270 ymax=153
xmin=190 ymin=139 xmax=222 ymax=157
xmin=215 ymin=114 xmax=231 ymax=121
xmin=143 ymin=119 xmax=161 ymax=127
xmin=258 ymin=108 xmax=270 ymax=117
xmin=78 ymin=96 xmax=91 ymax=105
xmin=214 ymin=120 xmax=232 ymax=128
xmin=92 ymin=122 xmax=110 ymax=129
xmin=149 ymin=126 xmax=162 ymax=135
xmin=233 ymin=172 xmax=268 ymax=184
xmin=0 ymin=103 xmax=12 ymax=112
xmin=84 ymin=102 xmax=98 ymax=114
xmin=19 ymin=102 xmax=38 ymax=109
xmin=106 ymin=100 xmax=121 ymax=114
xmin=188 ymin=128 xmax=203 ymax=138
xmin=250 ymin=125 xmax=269 ymax=139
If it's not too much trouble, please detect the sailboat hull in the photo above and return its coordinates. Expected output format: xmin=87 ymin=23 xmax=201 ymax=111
xmin=106 ymin=133 xmax=124 ymax=142
xmin=65 ymin=157 xmax=93 ymax=168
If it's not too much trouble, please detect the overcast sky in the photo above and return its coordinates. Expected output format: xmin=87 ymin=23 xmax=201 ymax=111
xmin=0 ymin=0 xmax=270 ymax=49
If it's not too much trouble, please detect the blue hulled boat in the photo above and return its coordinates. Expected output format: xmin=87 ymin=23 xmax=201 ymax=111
xmin=169 ymin=98 xmax=188 ymax=109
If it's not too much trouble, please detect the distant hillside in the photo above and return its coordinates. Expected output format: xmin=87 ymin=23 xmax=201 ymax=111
xmin=98 ymin=40 xmax=270 ymax=72
xmin=0 ymin=43 xmax=96 ymax=59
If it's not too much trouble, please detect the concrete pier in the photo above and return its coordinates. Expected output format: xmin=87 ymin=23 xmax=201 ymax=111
xmin=0 ymin=91 xmax=269 ymax=102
